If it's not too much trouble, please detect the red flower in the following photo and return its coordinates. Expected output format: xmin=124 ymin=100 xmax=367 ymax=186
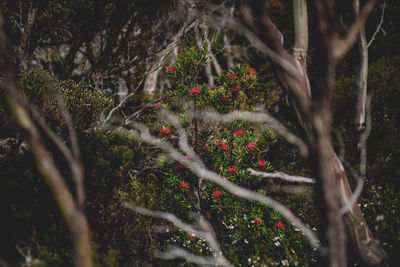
xmin=202 ymin=145 xmax=209 ymax=150
xmin=184 ymin=154 xmax=192 ymax=159
xmin=253 ymin=218 xmax=263 ymax=224
xmin=246 ymin=74 xmax=255 ymax=80
xmin=275 ymin=222 xmax=284 ymax=228
xmin=188 ymin=234 xmax=195 ymax=239
xmin=232 ymin=85 xmax=241 ymax=92
xmin=234 ymin=128 xmax=243 ymax=135
xmin=257 ymin=159 xmax=266 ymax=167
xmin=233 ymin=143 xmax=237 ymax=148
xmin=167 ymin=65 xmax=176 ymax=73
xmin=160 ymin=126 xmax=171 ymax=134
xmin=248 ymin=67 xmax=256 ymax=73
xmin=154 ymin=101 xmax=161 ymax=109
xmin=228 ymin=73 xmax=237 ymax=80
xmin=177 ymin=163 xmax=185 ymax=168
xmin=227 ymin=165 xmax=236 ymax=172
xmin=220 ymin=143 xmax=229 ymax=151
xmin=191 ymin=86 xmax=200 ymax=95
xmin=213 ymin=190 xmax=222 ymax=198
xmin=221 ymin=95 xmax=229 ymax=102
xmin=246 ymin=142 xmax=257 ymax=150
xmin=180 ymin=181 xmax=189 ymax=188
xmin=215 ymin=139 xmax=222 ymax=146
xmin=234 ymin=192 xmax=241 ymax=197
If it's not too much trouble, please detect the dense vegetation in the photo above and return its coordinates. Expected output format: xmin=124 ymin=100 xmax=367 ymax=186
xmin=1 ymin=0 xmax=400 ymax=266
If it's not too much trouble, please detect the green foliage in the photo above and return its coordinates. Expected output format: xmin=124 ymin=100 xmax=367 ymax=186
xmin=18 ymin=68 xmax=113 ymax=131
xmin=118 ymin=45 xmax=317 ymax=266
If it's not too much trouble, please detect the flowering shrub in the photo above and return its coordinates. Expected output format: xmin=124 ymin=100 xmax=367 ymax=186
xmin=123 ymin=45 xmax=317 ymax=266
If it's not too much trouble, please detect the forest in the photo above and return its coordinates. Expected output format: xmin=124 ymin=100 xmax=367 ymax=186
xmin=0 ymin=0 xmax=399 ymax=266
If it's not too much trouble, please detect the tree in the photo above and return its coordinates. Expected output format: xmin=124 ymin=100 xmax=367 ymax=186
xmin=240 ymin=0 xmax=386 ymax=266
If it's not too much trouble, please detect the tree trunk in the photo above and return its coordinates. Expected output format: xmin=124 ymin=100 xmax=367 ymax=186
xmin=143 ymin=68 xmax=160 ymax=95
xmin=241 ymin=0 xmax=386 ymax=265
xmin=353 ymin=0 xmax=368 ymax=130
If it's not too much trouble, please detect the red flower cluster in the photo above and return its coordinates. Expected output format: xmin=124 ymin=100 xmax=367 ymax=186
xmin=227 ymin=165 xmax=236 ymax=172
xmin=257 ymin=159 xmax=266 ymax=167
xmin=184 ymin=154 xmax=192 ymax=159
xmin=221 ymin=95 xmax=229 ymax=102
xmin=167 ymin=65 xmax=176 ymax=73
xmin=253 ymin=218 xmax=263 ymax=224
xmin=248 ymin=67 xmax=256 ymax=73
xmin=220 ymin=143 xmax=229 ymax=151
xmin=202 ymin=144 xmax=210 ymax=150
xmin=234 ymin=192 xmax=241 ymax=197
xmin=154 ymin=101 xmax=161 ymax=109
xmin=177 ymin=163 xmax=185 ymax=169
xmin=234 ymin=128 xmax=243 ymax=135
xmin=228 ymin=73 xmax=237 ymax=80
xmin=188 ymin=234 xmax=195 ymax=239
xmin=274 ymin=222 xmax=284 ymax=228
xmin=160 ymin=126 xmax=171 ymax=134
xmin=191 ymin=86 xmax=200 ymax=95
xmin=232 ymin=85 xmax=241 ymax=92
xmin=246 ymin=142 xmax=257 ymax=150
xmin=180 ymin=181 xmax=189 ymax=188
xmin=213 ymin=190 xmax=221 ymax=198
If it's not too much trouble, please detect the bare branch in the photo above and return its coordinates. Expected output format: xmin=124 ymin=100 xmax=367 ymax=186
xmin=367 ymin=1 xmax=386 ymax=48
xmin=124 ymin=204 xmax=233 ymax=266
xmin=101 ymin=77 xmax=145 ymax=127
xmin=120 ymin=122 xmax=320 ymax=249
xmin=330 ymin=0 xmax=378 ymax=59
xmin=193 ymin=110 xmax=308 ymax=155
xmin=0 ymin=16 xmax=92 ymax=266
xmin=247 ymin=168 xmax=315 ymax=184
xmin=157 ymin=247 xmax=225 ymax=266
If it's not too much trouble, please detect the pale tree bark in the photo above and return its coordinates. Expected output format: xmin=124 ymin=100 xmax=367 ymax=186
xmin=0 ymin=16 xmax=93 ymax=267
xmin=241 ymin=0 xmax=386 ymax=266
xmin=224 ymin=5 xmax=235 ymax=69
xmin=293 ymin=0 xmax=308 ymax=69
xmin=143 ymin=68 xmax=161 ymax=95
xmin=353 ymin=0 xmax=368 ymax=130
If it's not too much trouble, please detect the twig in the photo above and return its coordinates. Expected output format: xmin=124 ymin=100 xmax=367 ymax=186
xmin=124 ymin=204 xmax=233 ymax=267
xmin=247 ymin=168 xmax=315 ymax=184
xmin=367 ymin=1 xmax=386 ymax=48
xmin=122 ymin=122 xmax=320 ymax=249
xmin=193 ymin=110 xmax=308 ymax=155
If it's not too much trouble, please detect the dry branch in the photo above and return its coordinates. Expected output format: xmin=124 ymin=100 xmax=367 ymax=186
xmin=0 ymin=16 xmax=93 ymax=267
